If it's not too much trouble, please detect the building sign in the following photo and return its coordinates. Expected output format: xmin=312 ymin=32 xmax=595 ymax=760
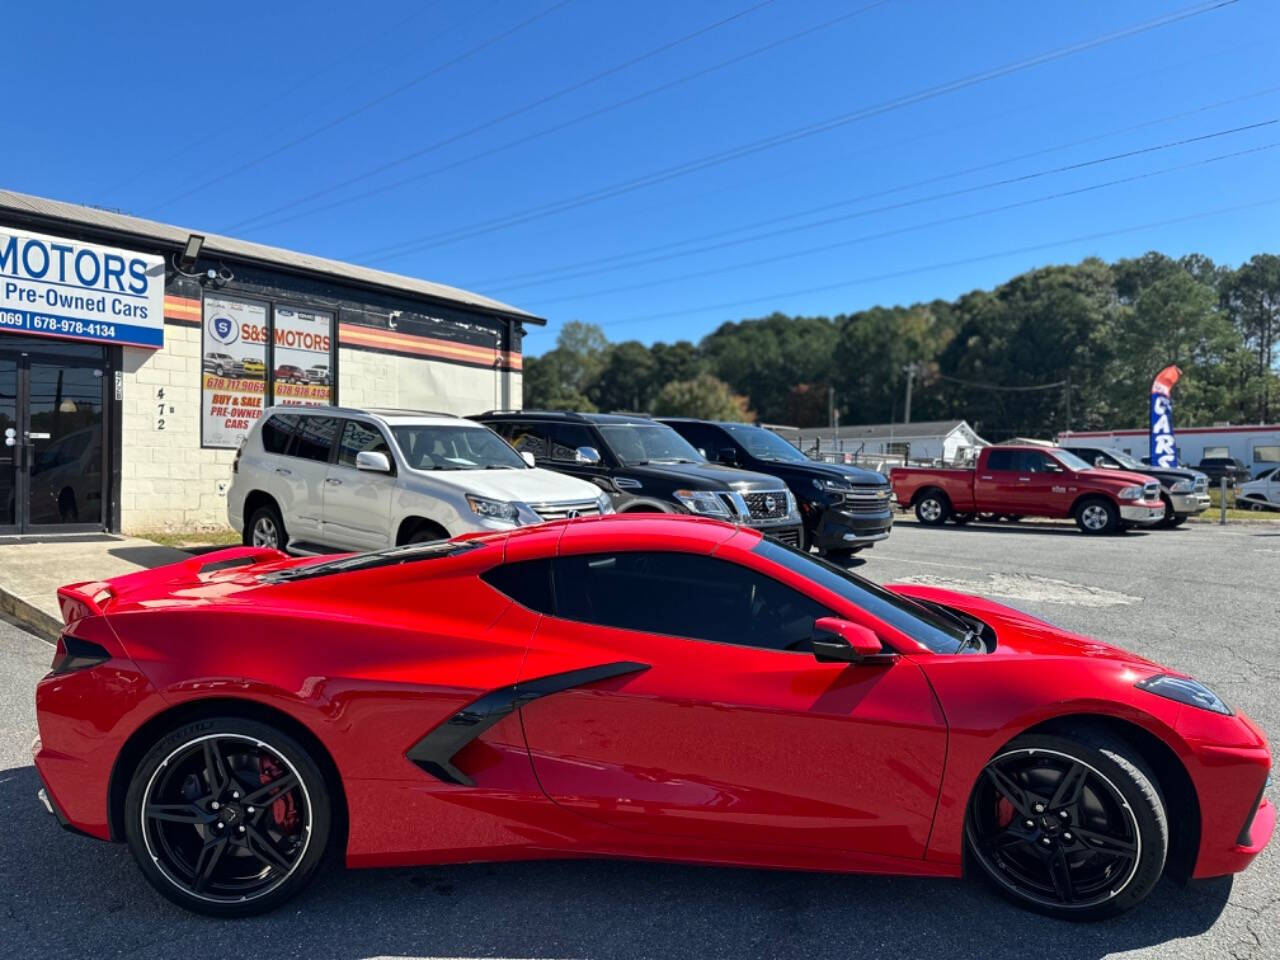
xmin=201 ymin=295 xmax=267 ymax=448
xmin=0 ymin=226 xmax=165 ymax=348
xmin=272 ymin=306 xmax=333 ymax=406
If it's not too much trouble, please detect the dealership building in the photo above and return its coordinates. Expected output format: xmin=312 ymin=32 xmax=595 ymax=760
xmin=0 ymin=189 xmax=541 ymax=536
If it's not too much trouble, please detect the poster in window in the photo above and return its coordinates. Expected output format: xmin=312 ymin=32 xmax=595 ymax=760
xmin=201 ymin=295 xmax=267 ymax=448
xmin=272 ymin=306 xmax=333 ymax=406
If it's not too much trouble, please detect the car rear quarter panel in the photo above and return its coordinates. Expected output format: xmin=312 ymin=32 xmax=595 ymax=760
xmin=889 ymin=467 xmax=976 ymax=511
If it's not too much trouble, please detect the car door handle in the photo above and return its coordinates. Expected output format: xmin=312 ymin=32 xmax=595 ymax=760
xmin=275 ymin=467 xmax=292 ymax=476
xmin=325 ymin=478 xmax=342 ymax=486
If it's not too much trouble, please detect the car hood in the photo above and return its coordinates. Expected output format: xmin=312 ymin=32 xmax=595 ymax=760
xmin=776 ymin=460 xmax=887 ymax=485
xmin=1076 ymin=467 xmax=1156 ymax=490
xmin=404 ymin=466 xmax=601 ymax=504
xmin=623 ymin=460 xmax=786 ymax=491
xmin=888 ymin=583 xmax=1164 ymax=670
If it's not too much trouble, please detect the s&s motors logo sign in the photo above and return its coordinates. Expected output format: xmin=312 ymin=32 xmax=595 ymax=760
xmin=209 ymin=314 xmax=239 ymax=345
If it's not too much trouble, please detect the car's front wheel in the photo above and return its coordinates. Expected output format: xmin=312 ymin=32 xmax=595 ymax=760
xmin=965 ymin=729 xmax=1167 ymax=920
xmin=124 ymin=717 xmax=331 ymax=916
xmin=1074 ymin=497 xmax=1119 ymax=535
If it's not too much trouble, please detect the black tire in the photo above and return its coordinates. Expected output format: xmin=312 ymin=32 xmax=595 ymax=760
xmin=976 ymin=512 xmax=1001 ymax=523
xmin=401 ymin=519 xmax=449 ymax=545
xmin=965 ymin=729 xmax=1168 ymax=921
xmin=245 ymin=502 xmax=288 ymax=550
xmin=914 ymin=490 xmax=951 ymax=526
xmin=124 ymin=717 xmax=331 ymax=917
xmin=1169 ymin=515 xmax=1187 ymax=527
xmin=1074 ymin=497 xmax=1119 ymax=535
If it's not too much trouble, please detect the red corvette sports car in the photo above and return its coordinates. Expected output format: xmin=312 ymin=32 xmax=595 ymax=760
xmin=34 ymin=515 xmax=1272 ymax=919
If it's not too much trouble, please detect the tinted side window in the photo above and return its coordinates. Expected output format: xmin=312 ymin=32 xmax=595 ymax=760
xmin=985 ymin=450 xmax=1017 ymax=471
xmin=337 ymin=420 xmax=390 ymax=467
xmin=481 ymin=559 xmax=555 ymax=613
xmin=1020 ymin=452 xmax=1054 ymax=473
xmin=553 ymin=551 xmax=829 ymax=652
xmin=670 ymin=422 xmax=720 ymax=455
xmin=547 ymin=424 xmax=597 ymax=461
xmin=293 ymin=416 xmax=339 ymax=462
xmin=505 ymin=422 xmax=549 ymax=459
xmin=261 ymin=414 xmax=300 ymax=455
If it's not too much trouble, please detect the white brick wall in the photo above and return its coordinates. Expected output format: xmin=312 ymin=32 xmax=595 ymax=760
xmin=119 ymin=332 xmax=522 ymax=534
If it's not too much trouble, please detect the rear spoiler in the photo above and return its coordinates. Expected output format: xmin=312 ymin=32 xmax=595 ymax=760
xmin=56 ymin=546 xmax=284 ymax=625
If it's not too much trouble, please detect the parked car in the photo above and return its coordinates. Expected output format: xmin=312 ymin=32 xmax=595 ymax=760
xmin=41 ymin=514 xmax=1272 ymax=919
xmin=474 ymin=411 xmax=803 ymax=546
xmin=274 ymin=364 xmax=307 ymax=384
xmin=306 ymin=363 xmax=330 ymax=386
xmin=890 ymin=445 xmax=1165 ymax=534
xmin=227 ymin=406 xmax=610 ymax=553
xmin=1237 ymin=465 xmax=1280 ymax=511
xmin=202 ymin=352 xmax=240 ymax=377
xmin=1061 ymin=445 xmax=1210 ymax=527
xmin=657 ymin=417 xmax=892 ymax=557
xmin=239 ymin=357 xmax=266 ymax=380
xmin=1196 ymin=456 xmax=1252 ymax=486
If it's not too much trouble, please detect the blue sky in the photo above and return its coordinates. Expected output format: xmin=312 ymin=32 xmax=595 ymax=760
xmin=9 ymin=1 xmax=1278 ymax=353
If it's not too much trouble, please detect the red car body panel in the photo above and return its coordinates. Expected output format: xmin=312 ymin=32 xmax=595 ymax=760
xmin=890 ymin=445 xmax=1164 ymax=519
xmin=33 ymin=516 xmax=1272 ymax=888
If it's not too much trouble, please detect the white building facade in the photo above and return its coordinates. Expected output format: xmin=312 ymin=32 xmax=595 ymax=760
xmin=1057 ymin=425 xmax=1280 ymax=474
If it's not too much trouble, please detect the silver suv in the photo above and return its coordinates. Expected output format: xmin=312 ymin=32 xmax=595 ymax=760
xmin=227 ymin=406 xmax=611 ymax=553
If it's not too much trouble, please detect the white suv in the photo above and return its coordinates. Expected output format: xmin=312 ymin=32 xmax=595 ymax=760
xmin=227 ymin=406 xmax=612 ymax=552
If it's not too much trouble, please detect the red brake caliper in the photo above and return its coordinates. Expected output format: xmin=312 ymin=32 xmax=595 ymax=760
xmin=995 ymin=796 xmax=1015 ymax=829
xmin=259 ymin=755 xmax=299 ymax=832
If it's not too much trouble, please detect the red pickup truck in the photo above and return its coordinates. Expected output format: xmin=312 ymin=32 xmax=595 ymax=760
xmin=890 ymin=445 xmax=1166 ymax=534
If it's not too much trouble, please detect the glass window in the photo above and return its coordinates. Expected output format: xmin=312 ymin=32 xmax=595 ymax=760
xmin=1253 ymin=445 xmax=1280 ymax=464
xmin=752 ymin=537 xmax=969 ymax=654
xmin=481 ymin=559 xmax=555 ymax=613
xmin=337 ymin=420 xmax=390 ymax=467
xmin=985 ymin=450 xmax=1018 ymax=471
xmin=547 ymin=423 xmax=597 ymax=462
xmin=260 ymin=413 xmax=300 ymax=455
xmin=553 ymin=551 xmax=830 ymax=652
xmin=292 ymin=415 xmax=339 ymax=462
xmin=597 ymin=423 xmax=704 ymax=466
xmin=504 ymin=423 xmax=549 ymax=459
xmin=721 ymin=423 xmax=809 ymax=463
xmin=1049 ymin=449 xmax=1093 ymax=472
xmin=1203 ymin=446 xmax=1230 ymax=459
xmin=390 ymin=424 xmax=527 ymax=471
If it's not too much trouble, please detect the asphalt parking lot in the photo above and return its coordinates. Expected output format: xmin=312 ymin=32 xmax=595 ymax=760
xmin=1 ymin=519 xmax=1275 ymax=959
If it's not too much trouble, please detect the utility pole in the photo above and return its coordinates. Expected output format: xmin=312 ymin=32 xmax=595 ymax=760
xmin=902 ymin=362 xmax=920 ymax=425
xmin=1064 ymin=372 xmax=1072 ymax=433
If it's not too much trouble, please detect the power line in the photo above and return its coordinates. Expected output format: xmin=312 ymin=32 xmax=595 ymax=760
xmin=554 ymin=193 xmax=1280 ymax=331
xmin=142 ymin=0 xmax=576 ymax=214
xmin=351 ymin=0 xmax=1239 ymax=264
xmin=95 ymin=1 xmax=449 ymax=198
xmin=220 ymin=0 xmax=796 ymax=233
xmin=936 ymin=374 xmax=1067 ymax=392
xmin=481 ymin=101 xmax=1280 ymax=295
xmin=229 ymin=0 xmax=891 ymax=236
xmin=456 ymin=30 xmax=1280 ymax=290
xmin=518 ymin=124 xmax=1279 ymax=307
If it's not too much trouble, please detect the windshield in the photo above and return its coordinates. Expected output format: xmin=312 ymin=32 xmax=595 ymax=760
xmin=1052 ymin=449 xmax=1094 ymax=472
xmin=722 ymin=424 xmax=810 ymax=463
xmin=598 ymin=423 xmax=704 ymax=465
xmin=752 ymin=538 xmax=970 ymax=653
xmin=1102 ymin=449 xmax=1144 ymax=470
xmin=391 ymin=424 xmax=527 ymax=471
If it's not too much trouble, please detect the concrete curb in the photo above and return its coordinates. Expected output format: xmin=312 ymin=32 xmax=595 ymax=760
xmin=0 ymin=587 xmax=60 ymax=644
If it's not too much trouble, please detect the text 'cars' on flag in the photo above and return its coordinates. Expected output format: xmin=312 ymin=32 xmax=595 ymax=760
xmin=1149 ymin=365 xmax=1181 ymax=468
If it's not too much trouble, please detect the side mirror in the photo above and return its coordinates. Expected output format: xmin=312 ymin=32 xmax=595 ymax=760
xmin=718 ymin=447 xmax=737 ymax=465
xmin=811 ymin=616 xmax=883 ymax=663
xmin=521 ymin=451 xmax=536 ymax=467
xmin=575 ymin=446 xmax=602 ymax=465
xmin=355 ymin=451 xmax=392 ymax=473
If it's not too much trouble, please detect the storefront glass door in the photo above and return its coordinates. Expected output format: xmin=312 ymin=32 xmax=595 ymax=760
xmin=0 ymin=338 xmax=108 ymax=534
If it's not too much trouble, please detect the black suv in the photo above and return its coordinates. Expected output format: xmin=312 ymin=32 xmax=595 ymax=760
xmin=474 ymin=411 xmax=804 ymax=546
xmin=657 ymin=418 xmax=893 ymax=557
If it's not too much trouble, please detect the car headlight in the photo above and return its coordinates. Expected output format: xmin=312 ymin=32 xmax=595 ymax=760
xmin=596 ymin=492 xmax=615 ymax=515
xmin=1169 ymin=479 xmax=1193 ymax=493
xmin=1117 ymin=485 xmax=1144 ymax=500
xmin=673 ymin=489 xmax=730 ymax=516
xmin=1136 ymin=674 xmax=1231 ymax=715
xmin=784 ymin=489 xmax=797 ymax=514
xmin=465 ymin=494 xmax=520 ymax=523
xmin=812 ymin=478 xmax=852 ymax=492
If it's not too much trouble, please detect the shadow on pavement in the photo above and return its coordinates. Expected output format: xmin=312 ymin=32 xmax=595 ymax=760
xmin=1 ymin=764 xmax=1232 ymax=960
xmin=897 ymin=520 xmax=1155 ymax=539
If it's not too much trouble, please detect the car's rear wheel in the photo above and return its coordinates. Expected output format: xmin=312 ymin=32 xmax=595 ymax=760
xmin=246 ymin=503 xmax=287 ymax=550
xmin=965 ymin=730 xmax=1167 ymax=921
xmin=914 ymin=491 xmax=951 ymax=526
xmin=124 ymin=717 xmax=331 ymax=917
xmin=1074 ymin=497 xmax=1118 ymax=535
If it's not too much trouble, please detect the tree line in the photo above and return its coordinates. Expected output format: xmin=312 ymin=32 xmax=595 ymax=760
xmin=522 ymin=252 xmax=1280 ymax=440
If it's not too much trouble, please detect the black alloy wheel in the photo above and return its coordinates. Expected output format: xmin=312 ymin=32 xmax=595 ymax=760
xmin=125 ymin=718 xmax=330 ymax=916
xmin=966 ymin=731 xmax=1167 ymax=920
